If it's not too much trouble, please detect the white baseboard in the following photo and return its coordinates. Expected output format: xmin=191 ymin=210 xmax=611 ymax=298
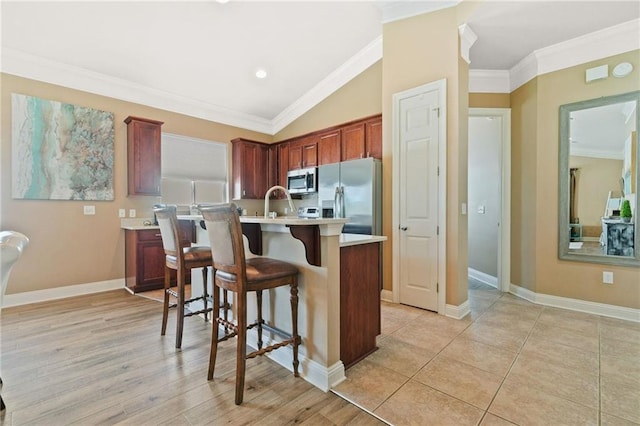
xmin=445 ymin=300 xmax=470 ymax=320
xmin=509 ymin=284 xmax=640 ymax=323
xmin=381 ymin=289 xmax=393 ymax=303
xmin=246 ymin=330 xmax=345 ymax=392
xmin=1 ymin=279 xmax=126 ymax=308
xmin=468 ymin=268 xmax=498 ymax=288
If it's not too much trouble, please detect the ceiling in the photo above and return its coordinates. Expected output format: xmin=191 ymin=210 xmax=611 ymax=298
xmin=2 ymin=1 xmax=639 ymax=135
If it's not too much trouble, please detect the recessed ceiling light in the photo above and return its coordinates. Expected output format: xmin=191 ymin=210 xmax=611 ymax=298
xmin=255 ymin=69 xmax=267 ymax=79
xmin=216 ymin=0 xmax=230 ymax=3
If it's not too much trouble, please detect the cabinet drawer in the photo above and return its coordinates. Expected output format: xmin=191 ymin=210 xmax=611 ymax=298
xmin=137 ymin=229 xmax=163 ymax=241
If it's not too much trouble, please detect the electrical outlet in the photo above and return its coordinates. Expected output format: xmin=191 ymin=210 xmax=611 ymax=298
xmin=118 ymin=209 xmax=126 ymax=218
xmin=83 ymin=205 xmax=96 ymax=215
xmin=129 ymin=209 xmax=136 ymax=218
xmin=603 ymin=271 xmax=614 ymax=284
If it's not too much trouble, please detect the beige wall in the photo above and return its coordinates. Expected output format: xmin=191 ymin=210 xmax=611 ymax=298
xmin=535 ymin=50 xmax=640 ymax=308
xmin=469 ymin=93 xmax=510 ymax=109
xmin=569 ymin=156 xmax=624 ymax=229
xmin=382 ymin=6 xmax=468 ymax=305
xmin=510 ymin=78 xmax=539 ymax=292
xmin=1 ymin=73 xmax=271 ymax=295
xmin=274 ymin=61 xmax=382 ymax=141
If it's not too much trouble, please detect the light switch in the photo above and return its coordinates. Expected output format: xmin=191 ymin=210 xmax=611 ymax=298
xmin=129 ymin=209 xmax=136 ymax=218
xmin=461 ymin=203 xmax=467 ymax=215
xmin=83 ymin=205 xmax=96 ymax=215
xmin=118 ymin=209 xmax=126 ymax=218
xmin=603 ymin=271 xmax=614 ymax=284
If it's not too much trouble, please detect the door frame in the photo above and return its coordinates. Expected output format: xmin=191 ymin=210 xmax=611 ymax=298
xmin=391 ymin=79 xmax=447 ymax=314
xmin=468 ymin=108 xmax=511 ymax=292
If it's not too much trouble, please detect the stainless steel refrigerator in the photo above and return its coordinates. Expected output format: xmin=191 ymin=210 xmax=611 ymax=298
xmin=318 ymin=157 xmax=382 ymax=235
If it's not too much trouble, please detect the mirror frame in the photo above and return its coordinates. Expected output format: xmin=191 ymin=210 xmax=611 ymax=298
xmin=559 ymin=90 xmax=640 ymax=267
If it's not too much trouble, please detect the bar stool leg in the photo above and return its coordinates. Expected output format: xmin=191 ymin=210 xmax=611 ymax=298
xmin=256 ymin=290 xmax=263 ymax=350
xmin=290 ymin=277 xmax=299 ymax=377
xmin=161 ymin=266 xmax=170 ymax=336
xmin=208 ymin=283 xmax=221 ymax=381
xmin=202 ymin=266 xmax=209 ymax=322
xmin=176 ymin=272 xmax=185 ymax=349
xmin=235 ymin=292 xmax=248 ymax=405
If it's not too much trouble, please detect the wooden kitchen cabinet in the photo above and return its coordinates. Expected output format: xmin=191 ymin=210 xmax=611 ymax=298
xmin=231 ymin=138 xmax=269 ymax=199
xmin=125 ymin=116 xmax=164 ymax=196
xmin=341 ymin=122 xmax=366 ymax=161
xmin=318 ymin=129 xmax=341 ymax=165
xmin=125 ymin=222 xmax=194 ymax=293
xmin=289 ymin=136 xmax=318 ymax=170
xmin=365 ymin=116 xmax=383 ymax=159
xmin=340 ymin=242 xmax=381 ymax=369
xmin=341 ymin=116 xmax=382 ymax=161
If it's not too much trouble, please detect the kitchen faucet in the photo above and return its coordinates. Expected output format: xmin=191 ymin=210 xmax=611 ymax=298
xmin=264 ymin=186 xmax=296 ymax=218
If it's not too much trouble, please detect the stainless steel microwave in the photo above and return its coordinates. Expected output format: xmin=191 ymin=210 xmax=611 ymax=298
xmin=287 ymin=167 xmax=317 ymax=194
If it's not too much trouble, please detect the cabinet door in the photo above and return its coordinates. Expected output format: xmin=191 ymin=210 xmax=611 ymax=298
xmin=302 ymin=137 xmax=318 ymax=168
xmin=232 ymin=139 xmax=269 ymax=199
xmin=275 ymin=142 xmax=290 ymax=199
xmin=341 ymin=123 xmax=366 ymax=161
xmin=268 ymin=144 xmax=278 ymax=191
xmin=138 ymin=240 xmax=166 ymax=287
xmin=289 ymin=141 xmax=303 ymax=170
xmin=126 ymin=116 xmax=163 ymax=196
xmin=365 ymin=116 xmax=382 ymax=159
xmin=318 ymin=129 xmax=341 ymax=165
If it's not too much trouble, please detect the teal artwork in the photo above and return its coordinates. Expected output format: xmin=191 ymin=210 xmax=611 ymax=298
xmin=12 ymin=94 xmax=114 ymax=200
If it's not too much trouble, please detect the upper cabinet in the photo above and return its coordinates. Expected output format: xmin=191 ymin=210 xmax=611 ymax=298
xmin=341 ymin=122 xmax=366 ymax=161
xmin=365 ymin=116 xmax=382 ymax=160
xmin=341 ymin=116 xmax=382 ymax=161
xmin=125 ymin=116 xmax=164 ymax=196
xmin=318 ymin=129 xmax=342 ymax=165
xmin=289 ymin=136 xmax=318 ymax=170
xmin=231 ymin=138 xmax=269 ymax=200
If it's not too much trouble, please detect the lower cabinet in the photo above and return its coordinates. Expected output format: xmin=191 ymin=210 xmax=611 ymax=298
xmin=125 ymin=223 xmax=194 ymax=293
xmin=340 ymin=242 xmax=381 ymax=369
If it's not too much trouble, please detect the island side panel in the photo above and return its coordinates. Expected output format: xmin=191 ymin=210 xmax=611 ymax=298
xmin=244 ymin=226 xmax=343 ymax=391
xmin=340 ymin=242 xmax=382 ymax=369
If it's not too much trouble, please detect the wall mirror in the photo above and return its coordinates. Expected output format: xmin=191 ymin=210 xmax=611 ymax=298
xmin=559 ymin=91 xmax=640 ymax=267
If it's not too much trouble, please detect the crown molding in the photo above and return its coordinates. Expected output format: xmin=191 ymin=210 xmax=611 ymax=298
xmin=271 ymin=35 xmax=383 ymax=134
xmin=535 ymin=18 xmax=640 ymax=78
xmin=470 ymin=18 xmax=640 ymax=94
xmin=458 ymin=24 xmax=478 ymax=65
xmin=377 ymin=0 xmax=460 ymax=24
xmin=3 ymin=35 xmax=383 ymax=136
xmin=571 ymin=147 xmax=624 ymax=160
xmin=1 ymin=48 xmax=274 ymax=134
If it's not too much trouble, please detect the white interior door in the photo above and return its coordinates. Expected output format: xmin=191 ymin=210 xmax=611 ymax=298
xmin=397 ymin=89 xmax=440 ymax=311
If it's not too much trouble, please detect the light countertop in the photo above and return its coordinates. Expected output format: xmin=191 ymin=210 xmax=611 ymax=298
xmin=339 ymin=233 xmax=387 ymax=247
xmin=177 ymin=214 xmax=348 ymax=226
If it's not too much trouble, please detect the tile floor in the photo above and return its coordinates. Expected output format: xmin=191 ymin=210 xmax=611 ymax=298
xmin=332 ymin=279 xmax=640 ymax=426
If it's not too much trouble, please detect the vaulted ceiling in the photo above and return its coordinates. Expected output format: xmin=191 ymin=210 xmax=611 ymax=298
xmin=2 ymin=1 xmax=638 ymax=134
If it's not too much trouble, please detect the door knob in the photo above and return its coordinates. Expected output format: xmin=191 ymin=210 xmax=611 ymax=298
xmin=400 ymin=226 xmax=408 ymax=231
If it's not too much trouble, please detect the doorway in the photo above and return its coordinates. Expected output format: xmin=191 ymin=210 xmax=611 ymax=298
xmin=468 ymin=108 xmax=511 ymax=292
xmin=392 ymin=79 xmax=447 ymax=313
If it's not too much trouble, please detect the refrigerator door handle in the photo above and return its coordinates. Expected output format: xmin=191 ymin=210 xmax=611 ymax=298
xmin=339 ymin=186 xmax=345 ymax=218
xmin=334 ymin=186 xmax=340 ymax=218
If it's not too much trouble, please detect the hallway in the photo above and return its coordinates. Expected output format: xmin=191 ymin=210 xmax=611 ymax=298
xmin=332 ymin=279 xmax=640 ymax=425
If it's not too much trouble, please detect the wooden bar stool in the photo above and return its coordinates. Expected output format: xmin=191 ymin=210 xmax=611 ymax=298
xmin=154 ymin=205 xmax=213 ymax=349
xmin=200 ymin=203 xmax=300 ymax=405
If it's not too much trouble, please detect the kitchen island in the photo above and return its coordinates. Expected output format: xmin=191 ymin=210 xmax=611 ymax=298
xmin=179 ymin=214 xmax=386 ymax=391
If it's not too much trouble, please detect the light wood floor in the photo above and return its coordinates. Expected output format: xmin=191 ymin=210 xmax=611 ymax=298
xmin=0 ymin=289 xmax=385 ymax=425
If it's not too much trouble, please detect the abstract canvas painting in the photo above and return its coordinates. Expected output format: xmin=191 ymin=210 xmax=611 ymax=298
xmin=12 ymin=94 xmax=115 ymax=200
